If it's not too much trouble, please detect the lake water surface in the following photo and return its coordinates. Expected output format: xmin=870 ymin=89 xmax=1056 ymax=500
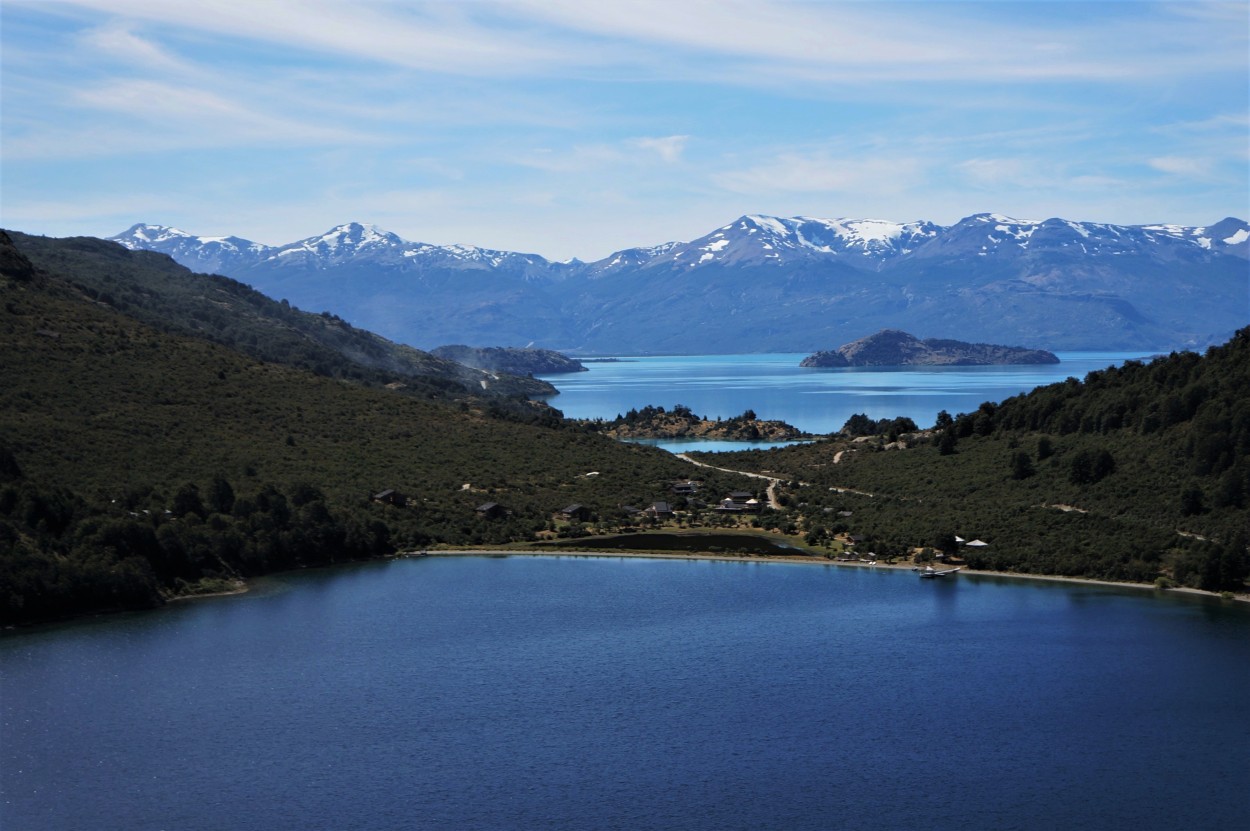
xmin=3 ymin=555 xmax=1248 ymax=831
xmin=539 ymin=352 xmax=1153 ymax=451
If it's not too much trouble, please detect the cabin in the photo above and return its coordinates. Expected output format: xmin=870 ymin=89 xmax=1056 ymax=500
xmin=716 ymin=491 xmax=759 ymax=512
xmin=559 ymin=504 xmax=592 ymax=522
xmin=476 ymin=502 xmax=505 ymax=520
xmin=372 ymin=489 xmax=406 ymax=507
xmin=646 ymin=501 xmax=674 ymax=519
xmin=670 ymin=480 xmax=700 ymax=496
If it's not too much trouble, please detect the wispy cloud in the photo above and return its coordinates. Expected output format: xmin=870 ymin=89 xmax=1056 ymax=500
xmin=2 ymin=1 xmax=1246 ymax=259
xmin=713 ymin=151 xmax=924 ymax=197
xmin=1148 ymin=156 xmax=1213 ymax=178
xmin=631 ymin=136 xmax=689 ymax=164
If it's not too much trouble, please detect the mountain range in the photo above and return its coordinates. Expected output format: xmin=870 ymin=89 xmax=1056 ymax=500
xmin=112 ymin=213 xmax=1250 ymax=353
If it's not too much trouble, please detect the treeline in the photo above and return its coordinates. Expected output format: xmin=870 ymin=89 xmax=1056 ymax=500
xmin=840 ymin=413 xmax=918 ymax=439
xmin=0 ymin=469 xmax=395 ymax=625
xmin=697 ymin=329 xmax=1250 ymax=593
xmin=942 ymin=330 xmax=1250 ymax=508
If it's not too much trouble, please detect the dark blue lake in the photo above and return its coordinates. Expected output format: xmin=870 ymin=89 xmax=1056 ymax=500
xmin=4 ymin=555 xmax=1248 ymax=831
xmin=539 ymin=352 xmax=1153 ymax=451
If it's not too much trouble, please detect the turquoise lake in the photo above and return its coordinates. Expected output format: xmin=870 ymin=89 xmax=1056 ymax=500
xmin=538 ymin=352 xmax=1153 ymax=452
xmin=3 ymin=555 xmax=1248 ymax=831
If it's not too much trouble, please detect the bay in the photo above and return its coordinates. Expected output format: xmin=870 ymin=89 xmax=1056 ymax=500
xmin=538 ymin=352 xmax=1153 ymax=451
xmin=3 ymin=555 xmax=1248 ymax=831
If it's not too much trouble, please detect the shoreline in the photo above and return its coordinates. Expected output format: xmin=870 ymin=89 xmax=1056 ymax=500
xmin=413 ymin=547 xmax=1248 ymax=603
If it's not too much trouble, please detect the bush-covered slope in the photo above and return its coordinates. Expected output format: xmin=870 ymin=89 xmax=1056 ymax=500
xmin=8 ymin=231 xmax=554 ymax=399
xmin=0 ymin=233 xmax=748 ymax=624
xmin=699 ymin=332 xmax=1250 ymax=591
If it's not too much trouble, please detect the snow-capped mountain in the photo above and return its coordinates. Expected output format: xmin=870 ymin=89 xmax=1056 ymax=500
xmin=662 ymin=215 xmax=943 ymax=269
xmin=114 ymin=224 xmax=274 ymax=275
xmin=113 ymin=221 xmax=555 ymax=276
xmin=111 ymin=213 xmax=1249 ymax=353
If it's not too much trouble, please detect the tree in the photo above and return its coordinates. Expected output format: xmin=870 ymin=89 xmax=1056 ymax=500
xmin=938 ymin=430 xmax=958 ymax=456
xmin=1070 ymin=448 xmax=1115 ymax=485
xmin=1180 ymin=485 xmax=1206 ymax=516
xmin=207 ymin=476 xmax=235 ymax=515
xmin=1010 ymin=451 xmax=1035 ymax=480
xmin=172 ymin=483 xmax=205 ymax=519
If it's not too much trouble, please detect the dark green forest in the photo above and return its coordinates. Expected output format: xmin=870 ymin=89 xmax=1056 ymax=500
xmin=0 ymin=232 xmax=749 ymax=624
xmin=698 ymin=330 xmax=1250 ymax=592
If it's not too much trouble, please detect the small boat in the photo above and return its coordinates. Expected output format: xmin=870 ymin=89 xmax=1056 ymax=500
xmin=918 ymin=565 xmax=963 ymax=578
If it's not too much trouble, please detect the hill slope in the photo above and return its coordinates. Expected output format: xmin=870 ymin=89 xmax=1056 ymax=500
xmin=702 ymin=330 xmax=1250 ymax=592
xmin=11 ymin=231 xmax=554 ymax=398
xmin=0 ymin=232 xmax=749 ymax=624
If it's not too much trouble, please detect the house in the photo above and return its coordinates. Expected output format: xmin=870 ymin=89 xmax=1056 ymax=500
xmin=476 ymin=502 xmax=505 ymax=520
xmin=559 ymin=504 xmax=591 ymax=522
xmin=646 ymin=501 xmax=674 ymax=519
xmin=717 ymin=491 xmax=758 ymax=512
xmin=670 ymin=480 xmax=700 ymax=496
xmin=372 ymin=489 xmax=406 ymax=507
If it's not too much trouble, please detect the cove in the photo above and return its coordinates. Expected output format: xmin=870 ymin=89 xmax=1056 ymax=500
xmin=3 ymin=554 xmax=1247 ymax=831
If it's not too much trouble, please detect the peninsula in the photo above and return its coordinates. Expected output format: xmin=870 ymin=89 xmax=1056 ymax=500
xmin=800 ymin=329 xmax=1060 ymax=367
xmin=582 ymin=405 xmax=810 ymax=441
xmin=432 ymin=345 xmax=587 ymax=375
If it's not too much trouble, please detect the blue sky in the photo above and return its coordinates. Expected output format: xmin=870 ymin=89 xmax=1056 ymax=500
xmin=2 ymin=1 xmax=1247 ymax=261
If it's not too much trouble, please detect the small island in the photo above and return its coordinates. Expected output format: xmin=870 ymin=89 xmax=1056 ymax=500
xmin=581 ymin=405 xmax=811 ymax=441
xmin=432 ymin=344 xmax=588 ymax=375
xmin=800 ymin=329 xmax=1059 ymax=367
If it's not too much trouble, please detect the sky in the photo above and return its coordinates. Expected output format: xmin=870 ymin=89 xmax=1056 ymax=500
xmin=2 ymin=1 xmax=1247 ymax=261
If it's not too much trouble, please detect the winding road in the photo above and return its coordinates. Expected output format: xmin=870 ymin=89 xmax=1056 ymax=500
xmin=675 ymin=453 xmax=785 ymax=510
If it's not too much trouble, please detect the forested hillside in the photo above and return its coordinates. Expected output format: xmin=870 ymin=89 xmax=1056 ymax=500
xmin=8 ymin=231 xmax=553 ymax=399
xmin=701 ymin=332 xmax=1250 ymax=592
xmin=0 ymin=232 xmax=748 ymax=624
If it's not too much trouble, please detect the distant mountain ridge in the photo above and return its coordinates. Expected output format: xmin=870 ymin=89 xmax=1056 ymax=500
xmin=800 ymin=330 xmax=1060 ymax=367
xmin=112 ymin=213 xmax=1250 ymax=353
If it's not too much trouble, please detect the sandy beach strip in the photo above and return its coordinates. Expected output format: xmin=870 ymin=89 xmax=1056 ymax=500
xmin=414 ymin=547 xmax=1247 ymax=603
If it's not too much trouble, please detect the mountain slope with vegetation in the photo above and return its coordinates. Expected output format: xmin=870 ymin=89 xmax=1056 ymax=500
xmin=0 ymin=232 xmax=750 ymax=625
xmin=699 ymin=331 xmax=1250 ymax=593
xmin=9 ymin=231 xmax=554 ymax=399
